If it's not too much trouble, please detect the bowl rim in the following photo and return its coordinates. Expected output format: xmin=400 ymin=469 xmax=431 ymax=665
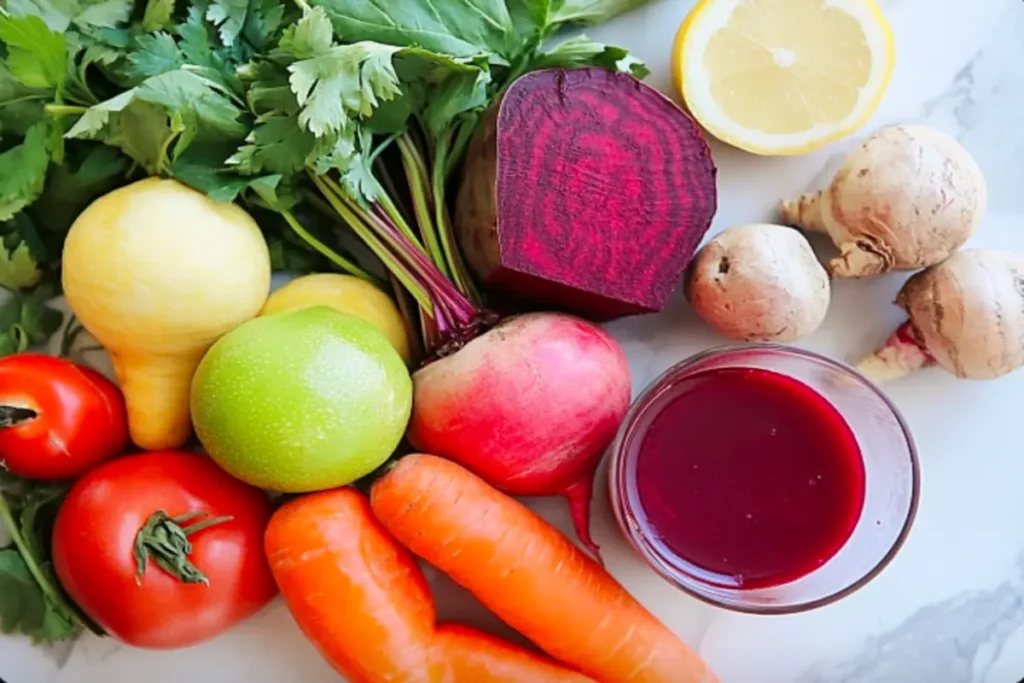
xmin=607 ymin=342 xmax=921 ymax=615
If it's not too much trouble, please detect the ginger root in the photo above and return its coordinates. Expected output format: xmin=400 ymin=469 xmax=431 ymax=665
xmin=782 ymin=125 xmax=987 ymax=278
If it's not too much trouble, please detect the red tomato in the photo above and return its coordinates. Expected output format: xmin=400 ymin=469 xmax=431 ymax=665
xmin=0 ymin=353 xmax=128 ymax=480
xmin=52 ymin=451 xmax=278 ymax=649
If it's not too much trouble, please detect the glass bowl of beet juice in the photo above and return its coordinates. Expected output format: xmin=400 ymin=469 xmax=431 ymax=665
xmin=608 ymin=344 xmax=919 ymax=614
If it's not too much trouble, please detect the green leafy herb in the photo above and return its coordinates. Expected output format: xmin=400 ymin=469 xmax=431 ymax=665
xmin=206 ymin=0 xmax=249 ymax=46
xmin=0 ymin=120 xmax=58 ymax=222
xmin=0 ymin=13 xmax=67 ymax=90
xmin=0 ymin=284 xmax=63 ymax=355
xmin=0 ymin=242 xmax=41 ymax=290
xmin=0 ymin=475 xmax=88 ymax=643
xmin=310 ymin=0 xmax=518 ymax=62
xmin=142 ymin=0 xmax=177 ymax=33
xmin=550 ymin=0 xmax=651 ymax=26
xmin=531 ymin=35 xmax=649 ymax=78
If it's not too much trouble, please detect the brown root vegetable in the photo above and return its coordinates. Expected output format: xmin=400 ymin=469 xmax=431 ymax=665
xmin=684 ymin=224 xmax=830 ymax=342
xmin=858 ymin=249 xmax=1024 ymax=382
xmin=781 ymin=125 xmax=987 ymax=278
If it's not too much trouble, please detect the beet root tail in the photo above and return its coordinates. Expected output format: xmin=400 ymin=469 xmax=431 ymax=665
xmin=562 ymin=475 xmax=601 ymax=563
xmin=857 ymin=321 xmax=935 ymax=384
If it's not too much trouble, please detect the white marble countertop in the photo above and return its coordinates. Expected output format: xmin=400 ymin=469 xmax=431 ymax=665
xmin=5 ymin=0 xmax=1024 ymax=681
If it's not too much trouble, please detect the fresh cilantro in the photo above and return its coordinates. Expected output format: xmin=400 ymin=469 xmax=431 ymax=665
xmin=0 ymin=65 xmax=48 ymax=136
xmin=0 ymin=121 xmax=57 ymax=222
xmin=205 ymin=0 xmax=248 ymax=47
xmin=0 ymin=284 xmax=62 ymax=356
xmin=549 ymin=0 xmax=650 ymax=26
xmin=241 ymin=0 xmax=290 ymax=51
xmin=531 ymin=35 xmax=648 ymax=78
xmin=73 ymin=0 xmax=134 ymax=29
xmin=128 ymin=32 xmax=185 ymax=79
xmin=0 ymin=13 xmax=67 ymax=90
xmin=68 ymin=69 xmax=247 ymax=173
xmin=0 ymin=477 xmax=91 ymax=643
xmin=142 ymin=0 xmax=177 ymax=33
xmin=0 ymin=242 xmax=41 ymax=290
xmin=287 ymin=42 xmax=401 ymax=136
xmin=278 ymin=5 xmax=333 ymax=59
xmin=228 ymin=115 xmax=315 ymax=175
xmin=30 ymin=143 xmax=130 ymax=240
xmin=3 ymin=0 xmax=79 ymax=32
xmin=65 ymin=88 xmax=135 ymax=139
xmin=310 ymin=0 xmax=516 ymax=62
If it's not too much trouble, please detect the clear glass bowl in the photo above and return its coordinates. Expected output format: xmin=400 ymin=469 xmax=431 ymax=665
xmin=608 ymin=344 xmax=919 ymax=614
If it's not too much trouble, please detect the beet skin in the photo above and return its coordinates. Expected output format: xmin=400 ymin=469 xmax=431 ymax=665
xmin=455 ymin=68 xmax=718 ymax=321
xmin=407 ymin=312 xmax=631 ymax=557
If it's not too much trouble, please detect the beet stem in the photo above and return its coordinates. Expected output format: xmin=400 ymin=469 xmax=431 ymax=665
xmin=277 ymin=208 xmax=381 ymax=285
xmin=311 ymin=168 xmax=483 ymax=355
xmin=397 ymin=135 xmax=451 ymax=279
xmin=430 ymin=133 xmax=480 ymax=303
xmin=310 ymin=173 xmax=434 ymax=314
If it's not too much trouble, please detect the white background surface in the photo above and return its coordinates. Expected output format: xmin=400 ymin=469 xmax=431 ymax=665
xmin=5 ymin=0 xmax=1024 ymax=681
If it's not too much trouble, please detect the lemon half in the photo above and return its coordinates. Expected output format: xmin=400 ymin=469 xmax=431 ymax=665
xmin=673 ymin=0 xmax=895 ymax=156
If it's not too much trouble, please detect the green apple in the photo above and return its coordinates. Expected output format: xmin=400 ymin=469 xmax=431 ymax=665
xmin=191 ymin=306 xmax=412 ymax=492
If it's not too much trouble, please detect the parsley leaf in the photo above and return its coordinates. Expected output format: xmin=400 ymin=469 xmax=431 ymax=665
xmin=0 ymin=479 xmax=87 ymax=643
xmin=228 ymin=115 xmax=315 ymax=175
xmin=142 ymin=0 xmax=176 ymax=33
xmin=3 ymin=0 xmax=79 ymax=32
xmin=68 ymin=69 xmax=248 ymax=173
xmin=310 ymin=0 xmax=516 ymax=62
xmin=278 ymin=5 xmax=333 ymax=59
xmin=550 ymin=0 xmax=650 ymax=26
xmin=73 ymin=0 xmax=134 ymax=29
xmin=288 ymin=42 xmax=401 ymax=137
xmin=30 ymin=143 xmax=130 ymax=240
xmin=0 ymin=121 xmax=57 ymax=222
xmin=127 ymin=32 xmax=184 ymax=79
xmin=206 ymin=0 xmax=248 ymax=47
xmin=530 ymin=35 xmax=648 ymax=78
xmin=0 ymin=13 xmax=67 ymax=90
xmin=0 ymin=242 xmax=41 ymax=290
xmin=0 ymin=64 xmax=47 ymax=136
xmin=0 ymin=284 xmax=62 ymax=357
xmin=0 ymin=550 xmax=54 ymax=639
xmin=242 ymin=0 xmax=290 ymax=51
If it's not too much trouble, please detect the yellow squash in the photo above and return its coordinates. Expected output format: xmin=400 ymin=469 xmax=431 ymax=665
xmin=62 ymin=178 xmax=271 ymax=450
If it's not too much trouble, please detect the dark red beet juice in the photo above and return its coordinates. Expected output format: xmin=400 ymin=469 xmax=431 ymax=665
xmin=634 ymin=367 xmax=866 ymax=589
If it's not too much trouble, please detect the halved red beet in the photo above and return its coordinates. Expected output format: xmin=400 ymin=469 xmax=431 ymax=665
xmin=455 ymin=67 xmax=718 ymax=321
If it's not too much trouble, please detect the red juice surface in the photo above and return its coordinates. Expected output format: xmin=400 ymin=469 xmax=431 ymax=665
xmin=634 ymin=367 xmax=865 ymax=589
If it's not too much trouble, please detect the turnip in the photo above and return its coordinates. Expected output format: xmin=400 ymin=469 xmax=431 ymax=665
xmin=781 ymin=125 xmax=987 ymax=278
xmin=684 ymin=224 xmax=830 ymax=342
xmin=857 ymin=249 xmax=1024 ymax=382
xmin=455 ymin=68 xmax=718 ymax=321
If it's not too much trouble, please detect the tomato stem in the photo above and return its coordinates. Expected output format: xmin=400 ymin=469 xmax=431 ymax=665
xmin=133 ymin=510 xmax=234 ymax=586
xmin=0 ymin=405 xmax=37 ymax=429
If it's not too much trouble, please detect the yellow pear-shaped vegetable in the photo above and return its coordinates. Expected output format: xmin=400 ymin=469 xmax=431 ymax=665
xmin=62 ymin=178 xmax=271 ymax=450
xmin=261 ymin=273 xmax=411 ymax=363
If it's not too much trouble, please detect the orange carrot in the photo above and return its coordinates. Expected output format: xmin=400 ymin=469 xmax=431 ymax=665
xmin=264 ymin=487 xmax=594 ymax=683
xmin=370 ymin=454 xmax=717 ymax=683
